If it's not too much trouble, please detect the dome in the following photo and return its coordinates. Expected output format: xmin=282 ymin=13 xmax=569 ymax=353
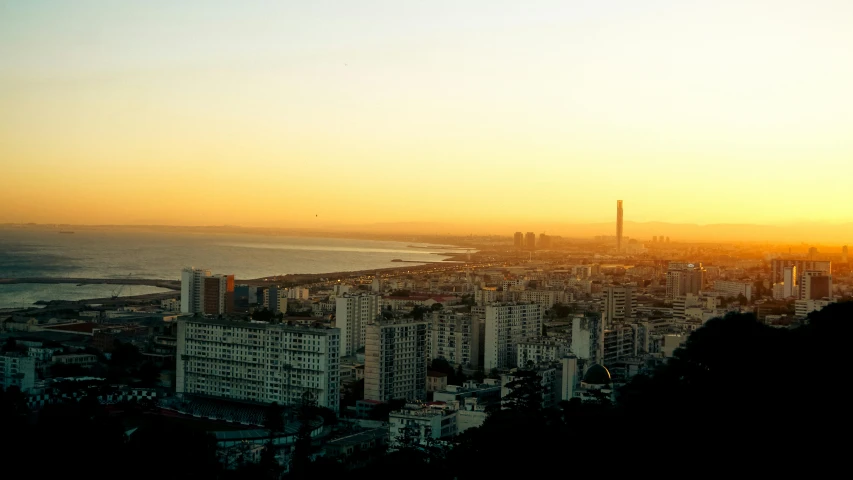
xmin=582 ymin=364 xmax=612 ymax=385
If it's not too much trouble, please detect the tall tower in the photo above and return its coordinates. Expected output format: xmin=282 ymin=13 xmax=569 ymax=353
xmin=842 ymin=245 xmax=848 ymax=263
xmin=616 ymin=200 xmax=623 ymax=252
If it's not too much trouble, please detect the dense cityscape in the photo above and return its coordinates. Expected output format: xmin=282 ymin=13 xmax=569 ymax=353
xmin=2 ymin=201 xmax=850 ymax=477
xmin=4 ymin=2 xmax=852 ymax=478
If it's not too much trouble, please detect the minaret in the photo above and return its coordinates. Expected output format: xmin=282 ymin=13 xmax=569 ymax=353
xmin=616 ymin=200 xmax=623 ymax=252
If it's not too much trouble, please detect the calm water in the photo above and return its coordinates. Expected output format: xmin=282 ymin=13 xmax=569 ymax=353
xmin=0 ymin=228 xmax=453 ymax=309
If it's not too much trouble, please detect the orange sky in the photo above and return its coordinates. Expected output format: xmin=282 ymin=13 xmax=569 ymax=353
xmin=2 ymin=2 xmax=853 ymax=236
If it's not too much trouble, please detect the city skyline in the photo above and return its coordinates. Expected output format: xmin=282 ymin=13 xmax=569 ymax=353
xmin=3 ymin=1 xmax=853 ymax=228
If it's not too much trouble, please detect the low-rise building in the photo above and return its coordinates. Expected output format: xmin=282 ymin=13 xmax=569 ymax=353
xmin=426 ymin=370 xmax=448 ymax=393
xmin=388 ymin=404 xmax=458 ymax=447
xmin=516 ymin=336 xmax=571 ymax=366
xmin=52 ymin=353 xmax=98 ymax=366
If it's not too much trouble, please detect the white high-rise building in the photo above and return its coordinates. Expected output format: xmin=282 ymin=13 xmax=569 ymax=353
xmin=483 ymin=303 xmax=543 ymax=371
xmin=181 ymin=267 xmax=211 ymax=314
xmin=783 ymin=266 xmax=798 ymax=298
xmin=427 ymin=310 xmax=480 ymax=368
xmin=602 ymin=285 xmax=635 ymax=326
xmin=335 ymin=293 xmax=382 ymax=357
xmin=364 ymin=320 xmax=428 ymax=402
xmin=176 ymin=317 xmax=340 ymax=412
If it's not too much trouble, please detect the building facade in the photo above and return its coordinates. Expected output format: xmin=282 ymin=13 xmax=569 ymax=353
xmin=483 ymin=303 xmax=543 ymax=370
xmin=602 ymin=285 xmax=635 ymax=326
xmin=364 ymin=320 xmax=428 ymax=402
xmin=427 ymin=310 xmax=480 ymax=368
xmin=0 ymin=353 xmax=36 ymax=393
xmin=176 ymin=318 xmax=340 ymax=412
xmin=181 ymin=267 xmax=211 ymax=314
xmin=335 ymin=293 xmax=382 ymax=357
xmin=713 ymin=280 xmax=753 ymax=301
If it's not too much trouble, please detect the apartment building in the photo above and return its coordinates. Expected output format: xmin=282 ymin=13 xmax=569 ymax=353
xmin=518 ymin=290 xmax=559 ymax=309
xmin=427 ymin=310 xmax=480 ymax=368
xmin=713 ymin=280 xmax=753 ymax=301
xmin=666 ymin=264 xmax=705 ymax=299
xmin=364 ymin=320 xmax=428 ymax=403
xmin=771 ymin=259 xmax=831 ymax=284
xmin=176 ymin=318 xmax=340 ymax=412
xmin=601 ymin=325 xmax=637 ymax=366
xmin=0 ymin=353 xmax=36 ymax=393
xmin=181 ymin=267 xmax=211 ymax=314
xmin=602 ymin=285 xmax=636 ymax=326
xmin=483 ymin=303 xmax=543 ymax=370
xmin=515 ymin=336 xmax=571 ymax=366
xmin=389 ymin=404 xmax=458 ymax=447
xmin=335 ymin=293 xmax=382 ymax=357
xmin=800 ymin=271 xmax=832 ymax=301
xmin=180 ymin=267 xmax=234 ymax=315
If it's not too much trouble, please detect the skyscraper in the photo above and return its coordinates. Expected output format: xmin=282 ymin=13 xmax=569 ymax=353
xmin=514 ymin=232 xmax=523 ymax=249
xmin=842 ymin=245 xmax=848 ymax=263
xmin=364 ymin=319 xmax=428 ymax=402
xmin=180 ymin=267 xmax=211 ymax=314
xmin=616 ymin=200 xmax=623 ymax=252
xmin=525 ymin=232 xmax=536 ymax=250
xmin=335 ymin=293 xmax=382 ymax=357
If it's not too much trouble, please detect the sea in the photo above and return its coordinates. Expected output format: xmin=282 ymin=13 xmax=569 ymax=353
xmin=0 ymin=228 xmax=455 ymax=310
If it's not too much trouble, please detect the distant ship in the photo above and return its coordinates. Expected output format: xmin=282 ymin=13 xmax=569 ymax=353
xmin=391 ymin=259 xmax=403 ymax=262
xmin=59 ymin=231 xmax=75 ymax=234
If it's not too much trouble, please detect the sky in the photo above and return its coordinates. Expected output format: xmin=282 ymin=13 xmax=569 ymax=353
xmin=2 ymin=1 xmax=853 ymax=235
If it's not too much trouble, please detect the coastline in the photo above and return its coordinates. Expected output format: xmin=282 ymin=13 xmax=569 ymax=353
xmin=0 ymin=230 xmax=476 ymax=310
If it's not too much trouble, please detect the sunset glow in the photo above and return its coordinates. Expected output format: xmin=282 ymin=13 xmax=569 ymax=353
xmin=2 ymin=1 xmax=853 ymax=235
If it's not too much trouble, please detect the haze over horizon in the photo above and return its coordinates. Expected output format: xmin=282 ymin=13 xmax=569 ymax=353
xmin=3 ymin=1 xmax=853 ymax=233
xmin=4 ymin=219 xmax=852 ymax=244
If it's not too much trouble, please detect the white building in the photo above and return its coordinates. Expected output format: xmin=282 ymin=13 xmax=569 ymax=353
xmin=515 ymin=336 xmax=571 ymax=366
xmin=518 ymin=290 xmax=559 ymax=310
xmin=161 ymin=298 xmax=181 ymax=312
xmin=783 ymin=266 xmax=798 ymax=298
xmin=795 ymin=298 xmax=836 ymax=318
xmin=288 ymin=287 xmax=311 ymax=301
xmin=673 ymin=294 xmax=703 ymax=320
xmin=0 ymin=353 xmax=36 ymax=393
xmin=427 ymin=310 xmax=480 ymax=368
xmin=335 ymin=294 xmax=382 ymax=357
xmin=713 ymin=280 xmax=753 ymax=301
xmin=474 ymin=287 xmax=499 ymax=306
xmin=181 ymin=267 xmax=211 ymax=314
xmin=388 ymin=404 xmax=457 ymax=447
xmin=571 ymin=315 xmax=601 ymax=363
xmin=800 ymin=271 xmax=832 ymax=301
xmin=483 ymin=303 xmax=543 ymax=370
xmin=364 ymin=320 xmax=428 ymax=402
xmin=176 ymin=318 xmax=340 ymax=413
